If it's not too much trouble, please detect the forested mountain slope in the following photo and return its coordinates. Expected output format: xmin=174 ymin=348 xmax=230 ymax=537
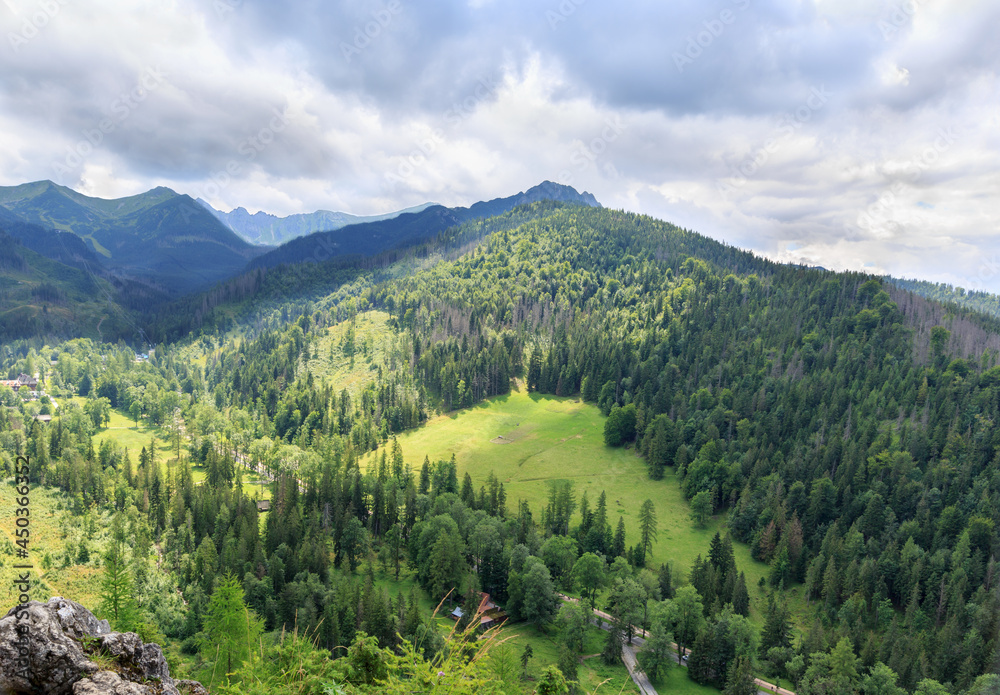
xmin=889 ymin=276 xmax=1000 ymax=322
xmin=247 ymin=181 xmax=600 ymax=271
xmin=196 ymin=204 xmax=1000 ymax=689
xmin=0 ymin=229 xmax=139 ymax=340
xmin=0 ymin=181 xmax=263 ymax=294
xmin=4 ymin=203 xmax=999 ymax=694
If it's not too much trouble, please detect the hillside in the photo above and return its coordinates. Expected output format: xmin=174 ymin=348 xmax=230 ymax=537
xmin=220 ymin=204 xmax=999 ymax=691
xmin=0 ymin=229 xmax=138 ymax=340
xmin=199 ymin=197 xmax=438 ymax=246
xmin=3 ymin=202 xmax=1000 ymax=695
xmin=0 ymin=205 xmax=102 ymax=270
xmin=0 ymin=181 xmax=265 ymax=295
xmin=888 ymin=276 xmax=1000 ymax=320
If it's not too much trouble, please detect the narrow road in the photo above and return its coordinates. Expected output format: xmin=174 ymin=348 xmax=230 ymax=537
xmin=557 ymin=594 xmax=796 ymax=695
xmin=558 ymin=594 xmax=657 ymax=694
xmin=621 ymin=640 xmax=657 ymax=695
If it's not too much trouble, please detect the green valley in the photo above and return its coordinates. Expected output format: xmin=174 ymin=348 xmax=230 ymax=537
xmin=2 ymin=200 xmax=999 ymax=695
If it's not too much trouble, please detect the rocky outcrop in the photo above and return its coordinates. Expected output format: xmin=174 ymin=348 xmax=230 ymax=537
xmin=0 ymin=597 xmax=201 ymax=695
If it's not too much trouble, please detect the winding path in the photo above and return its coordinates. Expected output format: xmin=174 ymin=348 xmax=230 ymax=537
xmin=557 ymin=594 xmax=796 ymax=695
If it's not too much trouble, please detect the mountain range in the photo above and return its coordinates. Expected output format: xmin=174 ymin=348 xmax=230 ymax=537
xmin=197 ymin=198 xmax=438 ymax=246
xmin=6 ymin=176 xmax=997 ymax=346
xmin=248 ymin=180 xmax=601 ymax=270
xmin=0 ymin=179 xmax=600 ymax=339
xmin=0 ymin=181 xmax=261 ymax=295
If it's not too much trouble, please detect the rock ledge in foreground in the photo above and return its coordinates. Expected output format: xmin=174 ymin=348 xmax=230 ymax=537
xmin=0 ymin=597 xmax=205 ymax=695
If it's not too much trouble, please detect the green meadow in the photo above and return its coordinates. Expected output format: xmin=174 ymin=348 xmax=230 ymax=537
xmin=0 ymin=482 xmax=109 ymax=610
xmin=91 ymin=405 xmax=175 ymax=464
xmin=303 ymin=310 xmax=398 ymax=395
xmin=370 ymin=387 xmax=808 ymax=626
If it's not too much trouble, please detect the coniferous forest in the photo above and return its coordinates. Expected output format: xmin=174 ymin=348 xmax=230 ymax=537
xmin=2 ymin=202 xmax=999 ymax=694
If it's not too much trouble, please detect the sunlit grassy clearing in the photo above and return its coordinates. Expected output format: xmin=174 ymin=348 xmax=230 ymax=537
xmin=0 ymin=482 xmax=108 ymax=609
xmin=368 ymin=387 xmax=804 ymax=627
xmin=303 ymin=310 xmax=397 ymax=396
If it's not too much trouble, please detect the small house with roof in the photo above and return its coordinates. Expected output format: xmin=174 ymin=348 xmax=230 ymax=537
xmin=449 ymin=592 xmax=507 ymax=630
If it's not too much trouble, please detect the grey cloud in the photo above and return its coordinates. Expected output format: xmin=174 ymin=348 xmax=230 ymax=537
xmin=0 ymin=0 xmax=997 ymax=292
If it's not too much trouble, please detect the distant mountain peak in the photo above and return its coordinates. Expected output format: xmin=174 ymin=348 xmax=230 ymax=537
xmin=525 ymin=181 xmax=601 ymax=207
xmin=0 ymin=181 xmax=258 ymax=295
xmin=249 ymin=180 xmax=604 ymax=271
xmin=196 ymin=198 xmax=439 ymax=246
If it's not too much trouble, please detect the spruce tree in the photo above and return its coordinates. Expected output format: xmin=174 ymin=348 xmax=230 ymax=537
xmin=611 ymin=516 xmax=627 ymax=558
xmin=658 ymin=562 xmax=674 ymax=600
xmin=638 ymin=499 xmax=658 ymax=564
xmin=732 ymin=572 xmax=750 ymax=617
xmin=99 ymin=515 xmax=140 ymax=632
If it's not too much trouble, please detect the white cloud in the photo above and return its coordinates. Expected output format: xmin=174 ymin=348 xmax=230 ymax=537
xmin=0 ymin=0 xmax=997 ymax=291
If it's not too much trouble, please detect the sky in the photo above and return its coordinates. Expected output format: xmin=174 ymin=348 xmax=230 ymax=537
xmin=1 ymin=0 xmax=998 ymax=291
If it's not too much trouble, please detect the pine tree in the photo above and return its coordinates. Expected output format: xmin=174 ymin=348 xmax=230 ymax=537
xmin=391 ymin=436 xmax=404 ymax=480
xmin=528 ymin=345 xmax=543 ymax=391
xmin=658 ymin=562 xmax=674 ymax=600
xmin=639 ymin=499 xmax=658 ymax=565
xmin=521 ymin=643 xmax=534 ymax=676
xmin=732 ymin=572 xmax=750 ymax=617
xmin=611 ymin=516 xmax=627 ymax=558
xmin=419 ymin=456 xmax=431 ymax=494
xmin=760 ymin=592 xmax=791 ymax=656
xmin=460 ymin=472 xmax=475 ymax=507
xmin=199 ymin=573 xmax=263 ymax=687
xmin=724 ymin=655 xmax=757 ymax=695
xmin=99 ymin=515 xmax=140 ymax=632
xmin=601 ymin=619 xmax=623 ymax=665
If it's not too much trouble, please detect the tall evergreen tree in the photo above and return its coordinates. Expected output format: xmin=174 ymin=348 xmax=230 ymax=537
xmin=199 ymin=573 xmax=263 ymax=687
xmin=98 ymin=514 xmax=140 ymax=632
xmin=638 ymin=499 xmax=658 ymax=565
xmin=611 ymin=516 xmax=627 ymax=558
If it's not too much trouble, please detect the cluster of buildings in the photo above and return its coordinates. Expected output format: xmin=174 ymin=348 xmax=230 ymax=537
xmin=0 ymin=373 xmax=40 ymax=398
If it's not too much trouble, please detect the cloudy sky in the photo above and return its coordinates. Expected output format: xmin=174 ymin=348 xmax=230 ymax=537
xmin=1 ymin=0 xmax=998 ymax=290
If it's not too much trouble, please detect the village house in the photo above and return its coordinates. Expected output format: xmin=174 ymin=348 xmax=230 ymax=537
xmin=449 ymin=592 xmax=507 ymax=630
xmin=0 ymin=374 xmax=38 ymax=391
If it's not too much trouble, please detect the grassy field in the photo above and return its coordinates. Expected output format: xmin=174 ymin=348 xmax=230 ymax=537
xmin=90 ymin=404 xmax=175 ymax=464
xmin=0 ymin=481 xmax=109 ymax=611
xmin=303 ymin=310 xmax=398 ymax=395
xmin=366 ymin=387 xmax=805 ymax=627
